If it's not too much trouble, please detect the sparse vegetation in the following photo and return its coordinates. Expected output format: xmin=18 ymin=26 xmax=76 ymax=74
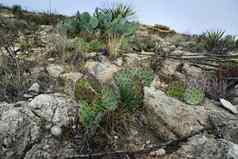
xmin=56 ymin=3 xmax=137 ymax=58
xmin=199 ymin=30 xmax=238 ymax=54
xmin=113 ymin=68 xmax=153 ymax=111
xmin=12 ymin=4 xmax=22 ymax=16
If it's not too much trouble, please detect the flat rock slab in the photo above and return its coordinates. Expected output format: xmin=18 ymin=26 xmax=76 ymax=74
xmin=144 ymin=87 xmax=207 ymax=140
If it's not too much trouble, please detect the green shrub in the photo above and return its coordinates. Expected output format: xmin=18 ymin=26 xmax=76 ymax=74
xmin=12 ymin=5 xmax=22 ymax=15
xmin=166 ymin=81 xmax=186 ymax=100
xmin=223 ymin=35 xmax=237 ymax=51
xmin=76 ymin=79 xmax=118 ymax=127
xmin=113 ymin=68 xmax=152 ymax=111
xmin=183 ymin=87 xmax=204 ymax=105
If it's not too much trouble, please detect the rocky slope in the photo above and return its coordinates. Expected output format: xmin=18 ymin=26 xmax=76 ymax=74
xmin=0 ymin=8 xmax=238 ymax=159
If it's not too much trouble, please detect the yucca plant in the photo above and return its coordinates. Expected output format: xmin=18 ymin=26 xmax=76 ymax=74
xmin=204 ymin=30 xmax=225 ymax=53
xmin=95 ymin=2 xmax=135 ymax=21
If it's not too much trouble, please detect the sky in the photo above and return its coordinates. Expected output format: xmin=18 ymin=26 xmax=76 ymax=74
xmin=1 ymin=0 xmax=238 ymax=35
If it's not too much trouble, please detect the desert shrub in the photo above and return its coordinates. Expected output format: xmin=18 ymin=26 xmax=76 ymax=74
xmin=113 ymin=68 xmax=153 ymax=111
xmin=166 ymin=81 xmax=186 ymax=100
xmin=57 ymin=11 xmax=98 ymax=37
xmin=77 ymin=79 xmax=118 ymax=127
xmin=183 ymin=87 xmax=204 ymax=105
xmin=201 ymin=30 xmax=238 ymax=54
xmin=12 ymin=5 xmax=22 ymax=15
xmin=223 ymin=35 xmax=238 ymax=51
xmin=57 ymin=3 xmax=138 ymax=58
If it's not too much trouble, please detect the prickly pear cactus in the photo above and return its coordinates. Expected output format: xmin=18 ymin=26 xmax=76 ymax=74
xmin=183 ymin=87 xmax=204 ymax=105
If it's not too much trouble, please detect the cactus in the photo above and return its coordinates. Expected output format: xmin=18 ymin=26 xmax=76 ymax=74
xmin=183 ymin=87 xmax=204 ymax=105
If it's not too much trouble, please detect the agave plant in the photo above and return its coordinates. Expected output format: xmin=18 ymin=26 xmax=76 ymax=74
xmin=95 ymin=2 xmax=136 ymax=21
xmin=204 ymin=30 xmax=225 ymax=52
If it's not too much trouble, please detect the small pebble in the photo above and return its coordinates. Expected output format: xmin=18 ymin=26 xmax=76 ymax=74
xmin=51 ymin=125 xmax=62 ymax=137
xmin=149 ymin=148 xmax=166 ymax=157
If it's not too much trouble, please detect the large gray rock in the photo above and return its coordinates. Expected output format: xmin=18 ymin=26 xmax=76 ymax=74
xmin=144 ymin=87 xmax=207 ymax=140
xmin=163 ymin=135 xmax=238 ymax=159
xmin=209 ymin=111 xmax=238 ymax=144
xmin=28 ymin=82 xmax=40 ymax=93
xmin=0 ymin=102 xmax=40 ymax=159
xmin=124 ymin=53 xmax=153 ymax=68
xmin=159 ymin=59 xmax=181 ymax=78
xmin=0 ymin=94 xmax=80 ymax=159
xmin=46 ymin=64 xmax=64 ymax=78
xmin=28 ymin=94 xmax=78 ymax=127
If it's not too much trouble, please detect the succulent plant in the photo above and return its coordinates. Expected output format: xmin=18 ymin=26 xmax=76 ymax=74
xmin=113 ymin=68 xmax=152 ymax=111
xmin=183 ymin=87 xmax=204 ymax=105
xmin=166 ymin=81 xmax=186 ymax=100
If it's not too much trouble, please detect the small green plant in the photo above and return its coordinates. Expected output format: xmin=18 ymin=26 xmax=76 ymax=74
xmin=80 ymin=101 xmax=97 ymax=128
xmin=166 ymin=81 xmax=186 ymax=100
xmin=113 ymin=68 xmax=153 ymax=111
xmin=76 ymin=79 xmax=118 ymax=127
xmin=183 ymin=87 xmax=204 ymax=105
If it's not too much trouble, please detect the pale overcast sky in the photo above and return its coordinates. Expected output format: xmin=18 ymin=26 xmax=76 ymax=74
xmin=1 ymin=0 xmax=237 ymax=35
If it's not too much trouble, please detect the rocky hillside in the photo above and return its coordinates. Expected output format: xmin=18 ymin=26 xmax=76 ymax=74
xmin=0 ymin=4 xmax=238 ymax=159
